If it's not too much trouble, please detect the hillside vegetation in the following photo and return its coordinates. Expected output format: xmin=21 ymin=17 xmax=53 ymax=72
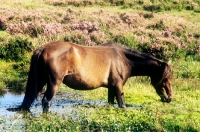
xmin=1 ymin=0 xmax=200 ymax=60
xmin=0 ymin=0 xmax=200 ymax=131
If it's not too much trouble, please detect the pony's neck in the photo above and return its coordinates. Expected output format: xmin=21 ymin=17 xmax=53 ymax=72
xmin=124 ymin=49 xmax=164 ymax=77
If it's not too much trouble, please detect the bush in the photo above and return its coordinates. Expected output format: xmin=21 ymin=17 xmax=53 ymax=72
xmin=0 ymin=37 xmax=34 ymax=61
xmin=147 ymin=20 xmax=166 ymax=31
xmin=113 ymin=34 xmax=139 ymax=48
xmin=143 ymin=4 xmax=163 ymax=12
xmin=0 ymin=17 xmax=6 ymax=30
xmin=64 ymin=33 xmax=89 ymax=45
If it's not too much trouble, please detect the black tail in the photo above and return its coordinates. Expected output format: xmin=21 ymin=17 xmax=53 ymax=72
xmin=6 ymin=47 xmax=44 ymax=112
xmin=19 ymin=47 xmax=44 ymax=110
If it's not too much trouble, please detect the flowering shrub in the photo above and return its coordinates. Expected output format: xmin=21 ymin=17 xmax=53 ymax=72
xmin=90 ymin=31 xmax=106 ymax=44
xmin=73 ymin=21 xmax=99 ymax=33
xmin=46 ymin=0 xmax=98 ymax=7
xmin=147 ymin=20 xmax=166 ymax=31
xmin=0 ymin=17 xmax=7 ymax=30
xmin=64 ymin=30 xmax=105 ymax=46
xmin=6 ymin=19 xmax=63 ymax=38
xmin=6 ymin=23 xmax=23 ymax=35
xmin=1 ymin=1 xmax=200 ymax=61
xmin=43 ymin=23 xmax=63 ymax=37
xmin=120 ymin=13 xmax=134 ymax=24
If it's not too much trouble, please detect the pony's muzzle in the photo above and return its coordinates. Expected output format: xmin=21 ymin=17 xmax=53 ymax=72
xmin=160 ymin=96 xmax=172 ymax=103
xmin=166 ymin=98 xmax=172 ymax=103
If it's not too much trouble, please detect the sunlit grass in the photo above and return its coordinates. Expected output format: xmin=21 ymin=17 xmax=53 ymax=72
xmin=173 ymin=59 xmax=200 ymax=78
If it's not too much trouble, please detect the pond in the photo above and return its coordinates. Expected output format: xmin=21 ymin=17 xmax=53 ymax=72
xmin=0 ymin=92 xmax=24 ymax=117
xmin=0 ymin=88 xmax=143 ymax=118
xmin=0 ymin=89 xmax=109 ymax=117
xmin=0 ymin=88 xmax=143 ymax=131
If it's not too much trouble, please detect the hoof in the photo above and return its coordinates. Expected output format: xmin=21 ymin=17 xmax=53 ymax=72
xmin=119 ymin=105 xmax=126 ymax=108
xmin=42 ymin=102 xmax=50 ymax=113
xmin=6 ymin=107 xmax=21 ymax=112
xmin=7 ymin=106 xmax=30 ymax=112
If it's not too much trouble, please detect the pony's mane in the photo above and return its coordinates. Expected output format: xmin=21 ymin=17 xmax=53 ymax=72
xmin=125 ymin=48 xmax=162 ymax=62
xmin=102 ymin=42 xmax=162 ymax=63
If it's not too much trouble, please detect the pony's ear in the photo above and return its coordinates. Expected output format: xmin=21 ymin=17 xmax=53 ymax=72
xmin=167 ymin=60 xmax=172 ymax=65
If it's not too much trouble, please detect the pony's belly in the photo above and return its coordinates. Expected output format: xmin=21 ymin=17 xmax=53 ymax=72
xmin=63 ymin=75 xmax=104 ymax=90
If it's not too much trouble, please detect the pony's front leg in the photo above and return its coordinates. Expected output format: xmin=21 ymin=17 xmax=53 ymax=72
xmin=42 ymin=82 xmax=60 ymax=113
xmin=116 ymin=86 xmax=126 ymax=108
xmin=108 ymin=86 xmax=126 ymax=108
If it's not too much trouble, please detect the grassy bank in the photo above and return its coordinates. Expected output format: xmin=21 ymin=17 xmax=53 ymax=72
xmin=0 ymin=0 xmax=200 ymax=131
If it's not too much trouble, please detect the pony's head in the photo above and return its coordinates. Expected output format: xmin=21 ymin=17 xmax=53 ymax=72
xmin=151 ymin=61 xmax=173 ymax=103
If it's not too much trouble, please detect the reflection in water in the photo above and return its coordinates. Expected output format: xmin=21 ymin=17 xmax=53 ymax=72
xmin=0 ymin=92 xmax=24 ymax=117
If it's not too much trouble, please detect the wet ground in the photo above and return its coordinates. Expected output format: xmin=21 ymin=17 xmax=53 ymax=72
xmin=0 ymin=88 xmax=142 ymax=118
xmin=0 ymin=89 xmax=109 ymax=117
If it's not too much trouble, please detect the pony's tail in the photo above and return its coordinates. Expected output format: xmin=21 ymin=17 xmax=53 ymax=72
xmin=19 ymin=47 xmax=44 ymax=110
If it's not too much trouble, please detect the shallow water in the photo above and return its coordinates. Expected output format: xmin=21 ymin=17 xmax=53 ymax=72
xmin=0 ymin=89 xmax=142 ymax=117
xmin=0 ymin=90 xmax=109 ymax=117
xmin=0 ymin=89 xmax=143 ymax=132
xmin=0 ymin=92 xmax=24 ymax=117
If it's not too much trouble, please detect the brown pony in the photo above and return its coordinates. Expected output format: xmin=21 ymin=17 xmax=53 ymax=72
xmin=7 ymin=41 xmax=173 ymax=112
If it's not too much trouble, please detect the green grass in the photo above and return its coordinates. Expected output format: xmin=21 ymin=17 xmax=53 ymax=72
xmin=0 ymin=60 xmax=28 ymax=93
xmin=0 ymin=0 xmax=200 ymax=131
xmin=1 ymin=75 xmax=200 ymax=131
xmin=21 ymin=106 xmax=199 ymax=131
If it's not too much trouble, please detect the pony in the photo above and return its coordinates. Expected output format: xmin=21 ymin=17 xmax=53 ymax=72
xmin=7 ymin=41 xmax=173 ymax=112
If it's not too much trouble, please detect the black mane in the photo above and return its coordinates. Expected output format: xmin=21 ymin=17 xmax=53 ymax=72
xmin=101 ymin=42 xmax=163 ymax=63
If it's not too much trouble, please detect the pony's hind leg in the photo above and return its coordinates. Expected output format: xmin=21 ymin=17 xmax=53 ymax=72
xmin=42 ymin=80 xmax=60 ymax=113
xmin=108 ymin=87 xmax=115 ymax=105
